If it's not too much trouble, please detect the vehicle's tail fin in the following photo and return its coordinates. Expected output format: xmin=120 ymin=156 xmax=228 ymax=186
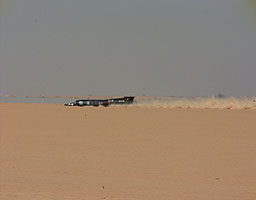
xmin=124 ymin=96 xmax=135 ymax=103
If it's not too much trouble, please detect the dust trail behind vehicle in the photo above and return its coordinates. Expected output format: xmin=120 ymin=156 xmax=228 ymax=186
xmin=131 ymin=96 xmax=256 ymax=110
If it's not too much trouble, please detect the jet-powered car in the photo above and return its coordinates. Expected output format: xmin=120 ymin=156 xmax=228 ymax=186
xmin=64 ymin=96 xmax=135 ymax=107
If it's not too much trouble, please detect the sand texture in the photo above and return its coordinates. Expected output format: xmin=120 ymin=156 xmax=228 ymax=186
xmin=1 ymin=103 xmax=256 ymax=200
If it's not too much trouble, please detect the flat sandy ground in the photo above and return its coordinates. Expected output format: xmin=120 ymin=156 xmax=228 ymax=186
xmin=1 ymin=103 xmax=256 ymax=200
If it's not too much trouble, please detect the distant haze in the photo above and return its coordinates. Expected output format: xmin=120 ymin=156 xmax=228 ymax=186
xmin=1 ymin=0 xmax=256 ymax=97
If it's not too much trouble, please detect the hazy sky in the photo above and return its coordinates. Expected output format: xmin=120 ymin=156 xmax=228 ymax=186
xmin=1 ymin=0 xmax=256 ymax=97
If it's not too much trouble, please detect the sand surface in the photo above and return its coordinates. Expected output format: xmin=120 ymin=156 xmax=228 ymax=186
xmin=1 ymin=103 xmax=256 ymax=200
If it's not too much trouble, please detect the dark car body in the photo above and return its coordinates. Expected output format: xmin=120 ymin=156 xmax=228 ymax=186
xmin=64 ymin=96 xmax=135 ymax=107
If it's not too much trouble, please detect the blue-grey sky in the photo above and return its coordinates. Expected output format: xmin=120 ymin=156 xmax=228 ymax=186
xmin=1 ymin=0 xmax=256 ymax=97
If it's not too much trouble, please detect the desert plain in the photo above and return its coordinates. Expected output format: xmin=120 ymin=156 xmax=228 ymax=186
xmin=0 ymin=102 xmax=256 ymax=200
